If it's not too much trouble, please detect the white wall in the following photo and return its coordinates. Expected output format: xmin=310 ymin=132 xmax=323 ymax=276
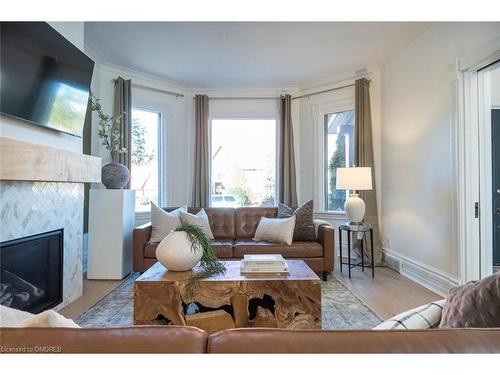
xmin=85 ymin=58 xmax=195 ymax=211
xmin=381 ymin=23 xmax=500 ymax=285
xmin=0 ymin=22 xmax=85 ymax=153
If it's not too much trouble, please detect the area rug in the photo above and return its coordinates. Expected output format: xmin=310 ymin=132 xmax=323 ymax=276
xmin=75 ymin=273 xmax=382 ymax=329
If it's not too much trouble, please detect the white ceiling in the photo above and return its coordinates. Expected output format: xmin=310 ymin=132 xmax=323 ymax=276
xmin=84 ymin=22 xmax=430 ymax=86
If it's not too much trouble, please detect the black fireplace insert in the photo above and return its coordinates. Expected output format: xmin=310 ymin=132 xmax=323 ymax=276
xmin=0 ymin=229 xmax=63 ymax=313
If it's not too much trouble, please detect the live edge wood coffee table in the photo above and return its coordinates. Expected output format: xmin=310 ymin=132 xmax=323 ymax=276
xmin=134 ymin=260 xmax=321 ymax=332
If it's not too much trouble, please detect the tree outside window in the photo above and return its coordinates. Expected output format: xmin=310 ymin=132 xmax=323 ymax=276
xmin=130 ymin=108 xmax=161 ymax=212
xmin=325 ymin=110 xmax=355 ymax=211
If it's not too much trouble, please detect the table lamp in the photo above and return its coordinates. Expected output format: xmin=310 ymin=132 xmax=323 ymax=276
xmin=336 ymin=167 xmax=372 ymax=224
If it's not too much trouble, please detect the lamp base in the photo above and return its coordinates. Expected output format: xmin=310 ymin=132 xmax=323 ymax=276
xmin=345 ymin=194 xmax=366 ymax=224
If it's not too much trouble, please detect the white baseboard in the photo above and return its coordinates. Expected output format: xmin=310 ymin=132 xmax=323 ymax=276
xmin=382 ymin=248 xmax=460 ymax=297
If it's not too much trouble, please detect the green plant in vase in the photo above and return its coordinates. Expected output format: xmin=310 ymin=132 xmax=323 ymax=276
xmin=174 ymin=222 xmax=226 ymax=297
xmin=89 ymin=92 xmax=130 ymax=189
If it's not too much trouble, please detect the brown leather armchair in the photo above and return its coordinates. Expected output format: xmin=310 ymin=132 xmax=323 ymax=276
xmin=133 ymin=207 xmax=335 ymax=280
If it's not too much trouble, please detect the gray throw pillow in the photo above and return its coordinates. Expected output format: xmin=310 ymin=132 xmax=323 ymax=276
xmin=439 ymin=272 xmax=500 ymax=328
xmin=278 ymin=200 xmax=315 ymax=241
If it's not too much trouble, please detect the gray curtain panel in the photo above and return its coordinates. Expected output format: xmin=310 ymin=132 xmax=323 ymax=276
xmin=354 ymin=78 xmax=381 ymax=265
xmin=279 ymin=94 xmax=298 ymax=207
xmin=192 ymin=94 xmax=210 ymax=207
xmin=113 ymin=76 xmax=132 ymax=188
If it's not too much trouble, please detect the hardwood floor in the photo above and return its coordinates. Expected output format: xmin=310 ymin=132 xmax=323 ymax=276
xmin=59 ymin=276 xmax=124 ymax=319
xmin=333 ymin=263 xmax=442 ymax=320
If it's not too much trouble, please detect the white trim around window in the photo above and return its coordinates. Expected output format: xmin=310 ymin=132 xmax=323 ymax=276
xmin=312 ymin=97 xmax=355 ymax=214
xmin=130 ymin=105 xmax=165 ymax=219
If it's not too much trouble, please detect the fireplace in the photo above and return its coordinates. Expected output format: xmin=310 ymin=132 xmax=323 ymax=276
xmin=0 ymin=229 xmax=63 ymax=313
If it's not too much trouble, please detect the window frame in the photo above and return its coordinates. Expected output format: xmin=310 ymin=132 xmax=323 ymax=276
xmin=313 ymin=98 xmax=355 ymax=215
xmin=209 ymin=117 xmax=279 ymax=208
xmin=130 ymin=106 xmax=164 ymax=214
xmin=323 ymin=108 xmax=355 ymax=213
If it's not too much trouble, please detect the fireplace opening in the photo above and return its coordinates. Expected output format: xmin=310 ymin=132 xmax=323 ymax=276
xmin=0 ymin=229 xmax=63 ymax=313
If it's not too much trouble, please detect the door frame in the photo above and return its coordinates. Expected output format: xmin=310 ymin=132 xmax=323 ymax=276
xmin=477 ymin=63 xmax=500 ymax=277
xmin=456 ymin=48 xmax=500 ymax=282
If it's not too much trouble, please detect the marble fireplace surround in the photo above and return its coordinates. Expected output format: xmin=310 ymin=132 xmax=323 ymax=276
xmin=0 ymin=137 xmax=101 ymax=309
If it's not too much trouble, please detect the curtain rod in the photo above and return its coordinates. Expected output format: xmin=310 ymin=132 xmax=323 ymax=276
xmin=191 ymin=96 xmax=280 ymax=100
xmin=291 ymin=79 xmax=371 ymax=100
xmin=191 ymin=79 xmax=372 ymax=101
xmin=110 ymin=79 xmax=184 ymax=98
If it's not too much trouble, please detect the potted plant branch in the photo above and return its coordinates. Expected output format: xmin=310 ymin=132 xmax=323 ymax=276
xmin=89 ymin=92 xmax=130 ymax=189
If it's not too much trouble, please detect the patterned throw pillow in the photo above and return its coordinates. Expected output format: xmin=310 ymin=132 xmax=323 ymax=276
xmin=278 ymin=200 xmax=315 ymax=241
xmin=439 ymin=272 xmax=500 ymax=328
xmin=373 ymin=299 xmax=446 ymax=330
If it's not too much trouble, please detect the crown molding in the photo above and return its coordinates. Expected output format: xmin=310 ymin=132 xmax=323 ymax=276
xmin=296 ymin=66 xmax=380 ymax=96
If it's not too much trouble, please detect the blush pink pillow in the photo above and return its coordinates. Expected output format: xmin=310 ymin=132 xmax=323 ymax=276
xmin=439 ymin=272 xmax=500 ymax=328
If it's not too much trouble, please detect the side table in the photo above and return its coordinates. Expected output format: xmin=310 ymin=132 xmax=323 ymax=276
xmin=338 ymin=223 xmax=374 ymax=278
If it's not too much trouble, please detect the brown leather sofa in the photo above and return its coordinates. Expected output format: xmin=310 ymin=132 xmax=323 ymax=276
xmin=133 ymin=207 xmax=335 ymax=280
xmin=2 ymin=327 xmax=499 ymax=353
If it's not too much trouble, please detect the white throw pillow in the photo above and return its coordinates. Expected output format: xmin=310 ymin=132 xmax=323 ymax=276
xmin=0 ymin=305 xmax=34 ymax=327
xmin=150 ymin=203 xmax=187 ymax=243
xmin=253 ymin=216 xmax=296 ymax=246
xmin=18 ymin=310 xmax=80 ymax=328
xmin=180 ymin=209 xmax=214 ymax=240
xmin=373 ymin=299 xmax=446 ymax=330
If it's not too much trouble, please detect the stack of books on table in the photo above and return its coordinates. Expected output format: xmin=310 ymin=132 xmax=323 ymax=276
xmin=240 ymin=254 xmax=289 ymax=275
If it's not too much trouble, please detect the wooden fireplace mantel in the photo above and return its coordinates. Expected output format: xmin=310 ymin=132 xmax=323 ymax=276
xmin=0 ymin=137 xmax=101 ymax=183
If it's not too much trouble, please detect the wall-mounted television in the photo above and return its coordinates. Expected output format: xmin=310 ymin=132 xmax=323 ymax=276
xmin=0 ymin=22 xmax=95 ymax=137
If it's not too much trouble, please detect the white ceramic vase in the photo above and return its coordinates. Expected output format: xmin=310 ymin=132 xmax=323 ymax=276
xmin=345 ymin=193 xmax=366 ymax=224
xmin=155 ymin=231 xmax=203 ymax=271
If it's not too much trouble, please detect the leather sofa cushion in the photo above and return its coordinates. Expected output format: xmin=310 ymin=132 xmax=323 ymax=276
xmin=204 ymin=208 xmax=235 ymax=239
xmin=211 ymin=240 xmax=234 ymax=258
xmin=286 ymin=242 xmax=323 ymax=257
xmin=144 ymin=240 xmax=234 ymax=259
xmin=235 ymin=207 xmax=277 ymax=238
xmin=233 ymin=240 xmax=323 ymax=258
xmin=207 ymin=328 xmax=500 ymax=353
xmin=0 ymin=326 xmax=207 ymax=353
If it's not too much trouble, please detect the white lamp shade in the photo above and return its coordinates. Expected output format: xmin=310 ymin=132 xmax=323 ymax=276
xmin=336 ymin=167 xmax=372 ymax=191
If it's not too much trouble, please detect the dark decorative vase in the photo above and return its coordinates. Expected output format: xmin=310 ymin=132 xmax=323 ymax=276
xmin=101 ymin=162 xmax=130 ymax=189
